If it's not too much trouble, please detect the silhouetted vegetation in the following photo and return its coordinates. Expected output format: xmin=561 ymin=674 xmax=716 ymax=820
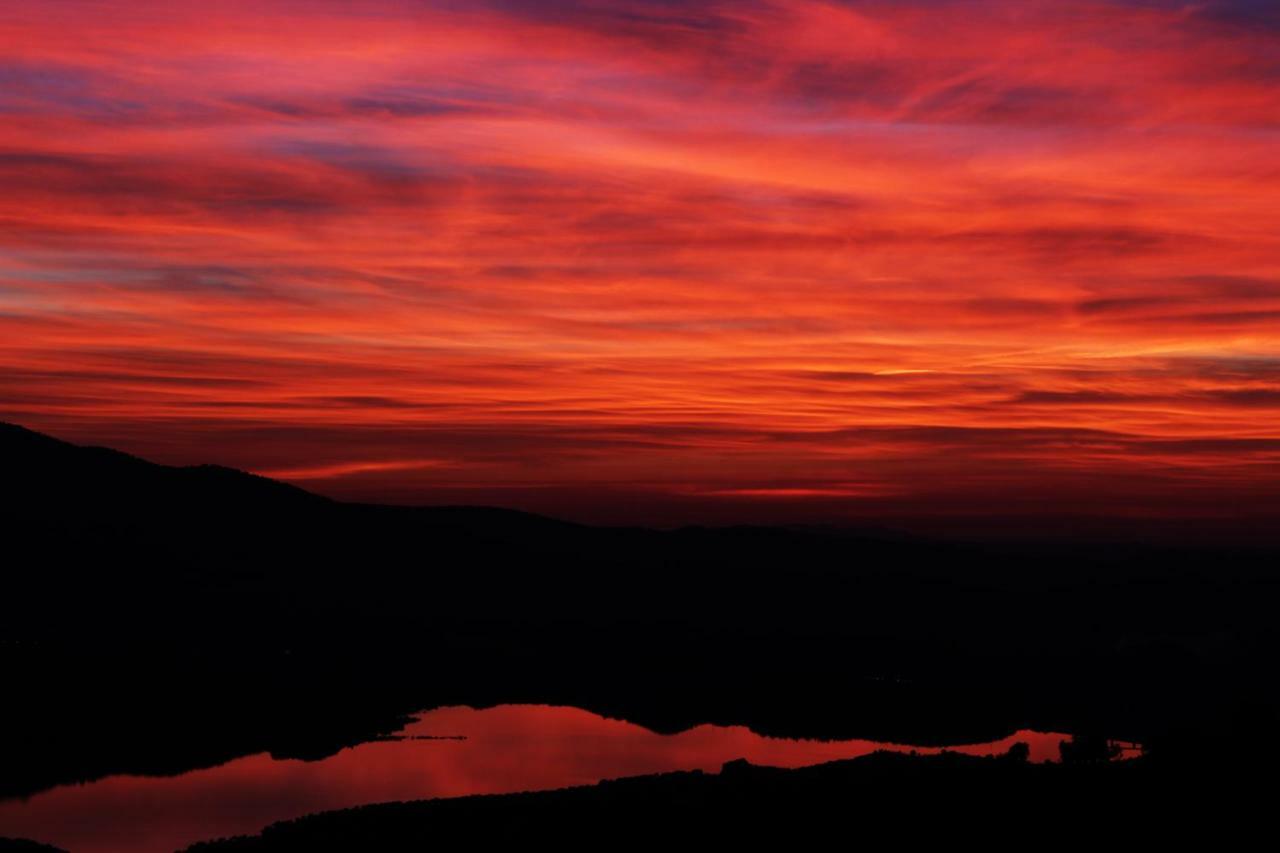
xmin=1059 ymin=733 xmax=1121 ymax=764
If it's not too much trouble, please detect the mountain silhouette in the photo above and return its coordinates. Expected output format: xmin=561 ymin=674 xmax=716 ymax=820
xmin=1 ymin=421 xmax=580 ymax=529
xmin=2 ymin=420 xmax=1278 ymax=805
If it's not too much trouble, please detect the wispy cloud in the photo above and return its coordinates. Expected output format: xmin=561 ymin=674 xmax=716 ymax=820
xmin=1 ymin=0 xmax=1278 ymax=523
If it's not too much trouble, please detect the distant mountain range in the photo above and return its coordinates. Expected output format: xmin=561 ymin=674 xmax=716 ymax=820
xmin=2 ymin=419 xmax=1278 ymax=803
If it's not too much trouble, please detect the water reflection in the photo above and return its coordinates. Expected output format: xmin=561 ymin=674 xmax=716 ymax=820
xmin=0 ymin=705 xmax=1119 ymax=853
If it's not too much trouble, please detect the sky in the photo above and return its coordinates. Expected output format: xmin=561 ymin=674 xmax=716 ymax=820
xmin=1 ymin=0 xmax=1278 ymax=532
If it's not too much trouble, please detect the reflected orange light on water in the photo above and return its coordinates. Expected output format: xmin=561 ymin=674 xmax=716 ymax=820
xmin=0 ymin=704 xmax=1096 ymax=853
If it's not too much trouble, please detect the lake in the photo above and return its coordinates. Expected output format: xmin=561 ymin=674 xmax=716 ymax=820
xmin=0 ymin=704 xmax=1132 ymax=852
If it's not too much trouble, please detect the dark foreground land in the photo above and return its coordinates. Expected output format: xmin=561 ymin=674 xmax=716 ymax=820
xmin=183 ymin=747 xmax=1270 ymax=851
xmin=2 ymin=421 xmax=1278 ymax=847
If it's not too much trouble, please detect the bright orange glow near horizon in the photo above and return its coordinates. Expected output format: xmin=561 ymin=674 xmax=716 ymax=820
xmin=2 ymin=1 xmax=1278 ymax=529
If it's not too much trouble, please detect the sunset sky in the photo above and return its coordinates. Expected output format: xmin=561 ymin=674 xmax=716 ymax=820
xmin=2 ymin=1 xmax=1278 ymax=529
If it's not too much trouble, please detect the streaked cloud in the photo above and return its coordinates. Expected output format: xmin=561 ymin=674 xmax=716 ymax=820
xmin=1 ymin=0 xmax=1277 ymax=526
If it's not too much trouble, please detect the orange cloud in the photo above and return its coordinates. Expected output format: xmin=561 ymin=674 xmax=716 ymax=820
xmin=1 ymin=1 xmax=1278 ymax=531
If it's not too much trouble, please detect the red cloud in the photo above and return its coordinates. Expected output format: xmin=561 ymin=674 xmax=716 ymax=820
xmin=1 ymin=1 xmax=1277 ymax=529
